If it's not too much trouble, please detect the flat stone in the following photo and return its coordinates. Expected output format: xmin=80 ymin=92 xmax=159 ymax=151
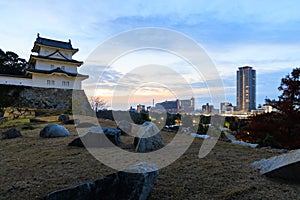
xmin=45 ymin=162 xmax=158 ymax=200
xmin=251 ymin=149 xmax=300 ymax=182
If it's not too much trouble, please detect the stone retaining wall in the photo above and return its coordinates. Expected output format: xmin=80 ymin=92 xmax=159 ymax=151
xmin=0 ymin=84 xmax=89 ymax=110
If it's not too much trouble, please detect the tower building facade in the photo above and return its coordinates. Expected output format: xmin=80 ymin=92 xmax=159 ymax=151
xmin=237 ymin=66 xmax=256 ymax=112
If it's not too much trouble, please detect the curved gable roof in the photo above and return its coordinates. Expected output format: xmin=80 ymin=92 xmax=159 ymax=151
xmin=32 ymin=34 xmax=79 ymax=54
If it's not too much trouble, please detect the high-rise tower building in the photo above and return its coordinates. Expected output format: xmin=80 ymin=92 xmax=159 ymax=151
xmin=237 ymin=66 xmax=256 ymax=112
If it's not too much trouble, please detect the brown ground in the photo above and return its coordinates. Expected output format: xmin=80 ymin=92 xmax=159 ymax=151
xmin=0 ymin=116 xmax=299 ymax=200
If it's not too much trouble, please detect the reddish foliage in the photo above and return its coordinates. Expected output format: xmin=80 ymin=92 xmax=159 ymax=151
xmin=236 ymin=111 xmax=300 ymax=149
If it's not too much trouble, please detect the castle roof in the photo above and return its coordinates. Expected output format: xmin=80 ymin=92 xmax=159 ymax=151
xmin=32 ymin=34 xmax=79 ymax=54
xmin=26 ymin=67 xmax=88 ymax=79
xmin=29 ymin=54 xmax=83 ymax=66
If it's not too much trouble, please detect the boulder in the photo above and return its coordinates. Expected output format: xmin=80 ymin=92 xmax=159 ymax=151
xmin=251 ymin=149 xmax=300 ymax=182
xmin=40 ymin=124 xmax=70 ymax=138
xmin=45 ymin=162 xmax=158 ymax=200
xmin=117 ymin=120 xmax=132 ymax=135
xmin=2 ymin=128 xmax=22 ymax=139
xmin=58 ymin=114 xmax=69 ymax=123
xmin=102 ymin=127 xmax=121 ymax=145
xmin=69 ymin=126 xmax=121 ymax=147
xmin=134 ymin=122 xmax=163 ymax=153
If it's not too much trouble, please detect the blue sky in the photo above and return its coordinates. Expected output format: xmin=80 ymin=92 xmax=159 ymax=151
xmin=1 ymin=0 xmax=300 ymax=109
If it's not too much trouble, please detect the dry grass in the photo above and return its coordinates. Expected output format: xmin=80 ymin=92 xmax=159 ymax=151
xmin=0 ymin=116 xmax=299 ymax=200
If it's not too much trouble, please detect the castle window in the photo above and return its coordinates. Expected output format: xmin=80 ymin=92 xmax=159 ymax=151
xmin=47 ymin=80 xmax=55 ymax=85
xmin=62 ymin=81 xmax=69 ymax=87
xmin=50 ymin=64 xmax=55 ymax=69
xmin=47 ymin=80 xmax=51 ymax=85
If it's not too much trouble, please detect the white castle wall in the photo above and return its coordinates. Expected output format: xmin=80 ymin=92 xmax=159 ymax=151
xmin=0 ymin=74 xmax=82 ymax=90
xmin=0 ymin=75 xmax=32 ymax=87
xmin=35 ymin=60 xmax=78 ymax=73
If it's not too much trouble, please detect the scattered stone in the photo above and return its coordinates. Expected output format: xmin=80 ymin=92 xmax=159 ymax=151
xmin=4 ymin=107 xmax=36 ymax=120
xmin=2 ymin=128 xmax=22 ymax=139
xmin=117 ymin=120 xmax=132 ymax=135
xmin=40 ymin=124 xmax=70 ymax=138
xmin=259 ymin=146 xmax=289 ymax=154
xmin=134 ymin=122 xmax=163 ymax=153
xmin=58 ymin=114 xmax=69 ymax=123
xmin=102 ymin=128 xmax=121 ymax=145
xmin=45 ymin=162 xmax=158 ymax=200
xmin=231 ymin=140 xmax=258 ymax=148
xmin=251 ymin=149 xmax=300 ymax=182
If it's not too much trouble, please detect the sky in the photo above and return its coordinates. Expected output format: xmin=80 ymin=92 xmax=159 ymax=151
xmin=1 ymin=0 xmax=300 ymax=110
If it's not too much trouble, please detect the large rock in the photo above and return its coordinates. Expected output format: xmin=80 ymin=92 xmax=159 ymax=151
xmin=40 ymin=124 xmax=70 ymax=138
xmin=103 ymin=127 xmax=121 ymax=145
xmin=69 ymin=126 xmax=121 ymax=147
xmin=45 ymin=162 xmax=158 ymax=200
xmin=134 ymin=122 xmax=163 ymax=153
xmin=58 ymin=114 xmax=69 ymax=123
xmin=251 ymin=149 xmax=300 ymax=182
xmin=2 ymin=128 xmax=22 ymax=139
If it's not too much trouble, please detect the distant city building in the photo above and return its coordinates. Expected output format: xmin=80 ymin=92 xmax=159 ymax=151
xmin=154 ymin=97 xmax=195 ymax=114
xmin=180 ymin=97 xmax=195 ymax=113
xmin=220 ymin=102 xmax=234 ymax=114
xmin=251 ymin=104 xmax=278 ymax=115
xmin=237 ymin=66 xmax=256 ymax=112
xmin=201 ymin=103 xmax=214 ymax=114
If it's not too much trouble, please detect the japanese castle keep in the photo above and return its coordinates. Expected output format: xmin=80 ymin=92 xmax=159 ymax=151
xmin=0 ymin=34 xmax=89 ymax=109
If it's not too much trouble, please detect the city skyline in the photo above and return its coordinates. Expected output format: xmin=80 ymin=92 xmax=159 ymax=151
xmin=1 ymin=1 xmax=299 ymax=109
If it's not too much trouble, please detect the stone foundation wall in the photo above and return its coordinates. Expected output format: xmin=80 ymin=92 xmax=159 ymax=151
xmin=4 ymin=107 xmax=36 ymax=120
xmin=0 ymin=84 xmax=89 ymax=110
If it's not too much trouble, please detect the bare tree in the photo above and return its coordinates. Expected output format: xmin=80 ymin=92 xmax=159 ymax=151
xmin=89 ymin=96 xmax=107 ymax=112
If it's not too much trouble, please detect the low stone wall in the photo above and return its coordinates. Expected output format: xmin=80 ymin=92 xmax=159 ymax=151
xmin=4 ymin=107 xmax=36 ymax=120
